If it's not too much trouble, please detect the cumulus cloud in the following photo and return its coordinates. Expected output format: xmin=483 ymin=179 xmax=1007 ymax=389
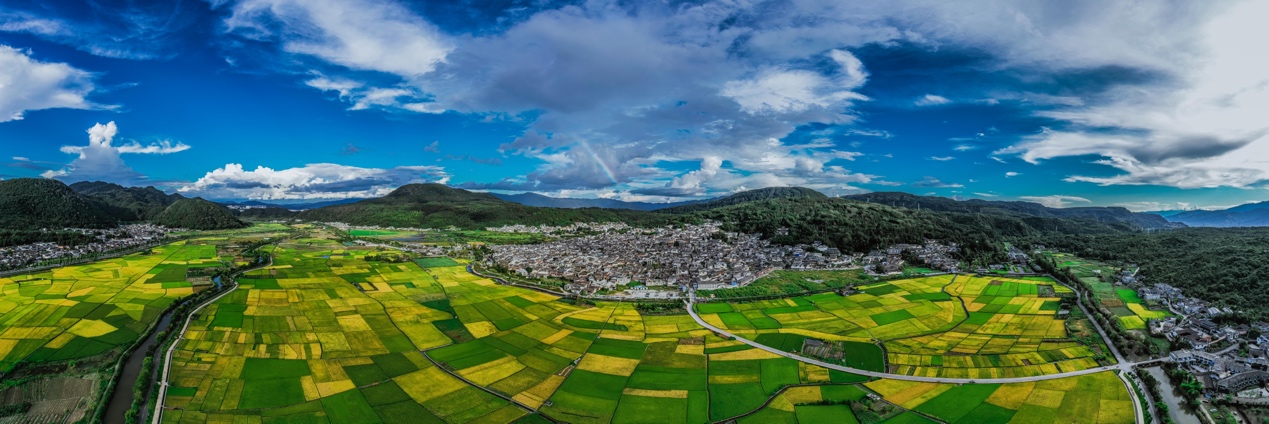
xmin=0 ymin=46 xmax=99 ymax=122
xmin=1019 ymin=195 xmax=1092 ymax=208
xmin=1005 ymin=172 xmax=1020 ymax=177
xmin=914 ymin=94 xmax=951 ymax=106
xmin=179 ymin=163 xmax=449 ymax=200
xmin=43 ymin=122 xmax=189 ymax=184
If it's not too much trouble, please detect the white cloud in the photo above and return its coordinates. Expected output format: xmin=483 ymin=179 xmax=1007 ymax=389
xmin=953 ymin=144 xmax=976 ymax=151
xmin=0 ymin=45 xmax=98 ymax=122
xmin=12 ymin=156 xmax=28 ymax=161
xmin=914 ymin=94 xmax=950 ymax=106
xmin=224 ymin=0 xmax=451 ymax=77
xmin=912 ymin=176 xmax=963 ymax=188
xmin=179 ymin=163 xmax=449 ymax=200
xmin=928 ymin=156 xmax=955 ymax=161
xmin=722 ymin=49 xmax=869 ymax=115
xmin=973 ymin=192 xmax=997 ymax=197
xmin=993 ymin=0 xmax=1269 ymax=189
xmin=1019 ymin=195 xmax=1092 ymax=208
xmin=1005 ymin=171 xmax=1019 ymax=177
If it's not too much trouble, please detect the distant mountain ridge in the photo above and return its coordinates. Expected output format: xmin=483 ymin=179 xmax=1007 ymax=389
xmin=1163 ymin=200 xmax=1269 ymax=227
xmin=491 ymin=192 xmax=694 ymax=210
xmin=842 ymin=192 xmax=1180 ymax=230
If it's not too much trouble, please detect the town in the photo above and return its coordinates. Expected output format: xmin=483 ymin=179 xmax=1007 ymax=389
xmin=0 ymin=224 xmax=171 ymax=272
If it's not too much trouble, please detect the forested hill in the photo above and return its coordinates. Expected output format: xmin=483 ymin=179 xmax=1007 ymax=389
xmin=689 ymin=196 xmax=1155 ymax=259
xmin=0 ymin=178 xmax=118 ymax=230
xmin=299 ymin=184 xmax=673 ymax=228
xmin=70 ymin=181 xmax=185 ymax=222
xmin=1043 ymin=228 xmax=1269 ymax=317
xmin=844 ymin=192 xmax=1179 ymax=230
xmin=657 ymin=187 xmax=827 ymax=214
xmin=151 ymin=198 xmax=249 ymax=230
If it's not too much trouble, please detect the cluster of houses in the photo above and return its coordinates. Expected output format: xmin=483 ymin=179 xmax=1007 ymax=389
xmin=1128 ymin=282 xmax=1269 ymax=395
xmin=862 ymin=241 xmax=961 ymax=275
xmin=484 ymin=222 xmax=632 ymax=235
xmin=488 ymin=222 xmax=908 ymax=294
xmin=0 ymin=224 xmax=171 ymax=271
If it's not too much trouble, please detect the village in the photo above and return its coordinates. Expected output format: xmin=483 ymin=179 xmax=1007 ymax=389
xmin=0 ymin=224 xmax=171 ymax=272
xmin=484 ymin=221 xmax=969 ymax=295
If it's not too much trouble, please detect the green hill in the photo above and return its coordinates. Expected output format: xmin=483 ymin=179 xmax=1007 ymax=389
xmin=299 ymin=183 xmax=669 ymax=228
xmin=152 ymin=198 xmax=249 ymax=230
xmin=658 ymin=187 xmax=827 ymax=214
xmin=843 ymin=192 xmax=1177 ymax=230
xmin=70 ymin=181 xmax=184 ymax=221
xmin=0 ymin=178 xmax=117 ymax=230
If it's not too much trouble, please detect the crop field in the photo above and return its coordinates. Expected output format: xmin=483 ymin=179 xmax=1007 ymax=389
xmin=1043 ymin=252 xmax=1172 ymax=330
xmin=698 ymin=274 xmax=1111 ymax=378
xmin=866 ymin=370 xmax=1134 ymax=423
xmin=160 ymin=238 xmax=527 ymax=423
xmin=739 ymin=370 xmax=1133 ymax=423
xmin=0 ymin=239 xmax=236 ymax=372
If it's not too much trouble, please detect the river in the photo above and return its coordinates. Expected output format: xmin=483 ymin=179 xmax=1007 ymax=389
xmin=102 ymin=311 xmax=174 ymax=424
xmin=1143 ymin=366 xmax=1203 ymax=424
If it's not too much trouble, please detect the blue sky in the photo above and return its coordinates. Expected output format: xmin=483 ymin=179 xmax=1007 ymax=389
xmin=1 ymin=0 xmax=1267 ymax=210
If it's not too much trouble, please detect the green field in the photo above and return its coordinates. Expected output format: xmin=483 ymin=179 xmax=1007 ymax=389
xmin=0 ymin=237 xmax=249 ymax=372
xmin=698 ymin=273 xmax=1112 ymax=378
xmin=1042 ymin=252 xmax=1173 ymax=331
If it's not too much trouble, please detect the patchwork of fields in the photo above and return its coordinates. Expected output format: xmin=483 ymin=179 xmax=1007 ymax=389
xmin=1045 ymin=252 xmax=1173 ymax=330
xmin=0 ymin=238 xmax=240 ymax=372
xmin=161 ymin=238 xmax=529 ymax=423
xmin=697 ymin=274 xmax=1115 ymax=378
xmin=149 ymin=234 xmax=1139 ymax=423
xmin=742 ymin=370 xmax=1134 ymax=424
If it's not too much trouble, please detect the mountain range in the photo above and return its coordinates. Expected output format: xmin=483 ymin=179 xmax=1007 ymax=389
xmin=0 ymin=178 xmax=1194 ymax=253
xmin=489 ymin=192 xmax=694 ymax=210
xmin=1156 ymin=201 xmax=1269 ymax=227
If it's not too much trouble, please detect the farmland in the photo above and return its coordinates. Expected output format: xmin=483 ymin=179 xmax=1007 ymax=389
xmin=0 ymin=230 xmax=280 ymax=423
xmin=152 ymin=235 xmax=1139 ymax=423
xmin=1042 ymin=252 xmax=1173 ymax=331
xmin=160 ymin=236 xmax=527 ymax=423
xmin=696 ymin=274 xmax=1116 ymax=378
xmin=742 ymin=370 xmax=1134 ymax=423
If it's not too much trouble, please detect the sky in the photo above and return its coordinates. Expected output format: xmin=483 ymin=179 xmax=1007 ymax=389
xmin=1 ymin=0 xmax=1267 ymax=210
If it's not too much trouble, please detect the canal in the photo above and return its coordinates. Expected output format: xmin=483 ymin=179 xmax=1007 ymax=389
xmin=102 ymin=311 xmax=174 ymax=424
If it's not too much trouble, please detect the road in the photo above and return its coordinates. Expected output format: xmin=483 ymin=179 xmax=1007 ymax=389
xmin=149 ymin=254 xmax=273 ymax=424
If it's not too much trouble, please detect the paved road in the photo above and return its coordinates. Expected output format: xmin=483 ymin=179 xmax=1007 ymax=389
xmin=150 ymin=254 xmax=274 ymax=424
xmin=686 ymin=291 xmax=1159 ymax=384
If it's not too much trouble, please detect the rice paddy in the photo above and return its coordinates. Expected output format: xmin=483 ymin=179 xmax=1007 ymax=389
xmin=0 ymin=238 xmax=245 ymax=372
xmin=1043 ymin=252 xmax=1173 ymax=330
xmin=697 ymin=274 xmax=1116 ymax=378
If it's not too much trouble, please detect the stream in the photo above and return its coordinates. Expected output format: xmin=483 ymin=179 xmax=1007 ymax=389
xmin=1143 ymin=366 xmax=1203 ymax=424
xmin=102 ymin=311 xmax=174 ymax=424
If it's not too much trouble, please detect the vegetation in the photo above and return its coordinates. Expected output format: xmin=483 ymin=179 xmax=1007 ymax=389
xmin=845 ymin=191 xmax=1175 ymax=230
xmin=657 ymin=186 xmax=827 ymax=214
xmin=0 ymin=178 xmax=117 ymax=230
xmin=70 ymin=181 xmax=184 ymax=222
xmin=1040 ymin=228 xmax=1269 ymax=316
xmin=151 ymin=198 xmax=248 ymax=230
xmin=299 ymin=183 xmax=673 ymax=229
xmin=700 ymin=274 xmax=1113 ymax=378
